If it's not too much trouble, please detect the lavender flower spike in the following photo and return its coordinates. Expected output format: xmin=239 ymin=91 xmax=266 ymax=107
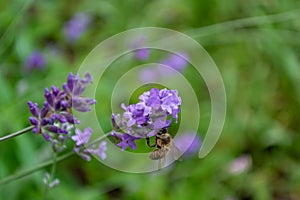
xmin=160 ymin=52 xmax=189 ymax=71
xmin=28 ymin=72 xmax=96 ymax=153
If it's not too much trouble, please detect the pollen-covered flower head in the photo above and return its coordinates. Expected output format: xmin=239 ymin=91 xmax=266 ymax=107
xmin=111 ymin=88 xmax=181 ymax=151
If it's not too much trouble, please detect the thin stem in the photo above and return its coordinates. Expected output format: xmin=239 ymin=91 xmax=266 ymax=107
xmin=0 ymin=133 xmax=110 ymax=185
xmin=186 ymin=8 xmax=300 ymax=38
xmin=0 ymin=126 xmax=34 ymax=142
xmin=0 ymin=151 xmax=74 ymax=186
xmin=50 ymin=153 xmax=57 ymax=180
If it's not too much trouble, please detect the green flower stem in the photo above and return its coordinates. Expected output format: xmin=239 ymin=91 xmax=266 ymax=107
xmin=0 ymin=133 xmax=110 ymax=185
xmin=0 ymin=151 xmax=74 ymax=186
xmin=50 ymin=153 xmax=57 ymax=181
xmin=0 ymin=126 xmax=34 ymax=142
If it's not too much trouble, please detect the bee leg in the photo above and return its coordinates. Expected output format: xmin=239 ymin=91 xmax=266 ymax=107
xmin=146 ymin=137 xmax=156 ymax=148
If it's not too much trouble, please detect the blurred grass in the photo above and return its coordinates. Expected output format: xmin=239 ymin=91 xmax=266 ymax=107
xmin=1 ymin=0 xmax=300 ymax=199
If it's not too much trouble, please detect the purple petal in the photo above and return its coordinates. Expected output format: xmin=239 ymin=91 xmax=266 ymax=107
xmin=28 ymin=101 xmax=40 ymax=118
xmin=42 ymin=132 xmax=51 ymax=141
xmin=72 ymin=127 xmax=92 ymax=146
xmin=62 ymin=113 xmax=80 ymax=124
xmin=51 ymin=86 xmax=60 ymax=96
xmin=46 ymin=125 xmax=68 ymax=134
xmin=29 ymin=117 xmax=39 ymax=126
xmin=72 ymin=97 xmax=96 ymax=112
xmin=41 ymin=102 xmax=50 ymax=118
xmin=44 ymin=88 xmax=53 ymax=106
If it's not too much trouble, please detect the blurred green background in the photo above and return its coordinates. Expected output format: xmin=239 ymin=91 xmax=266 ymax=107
xmin=1 ymin=0 xmax=300 ymax=199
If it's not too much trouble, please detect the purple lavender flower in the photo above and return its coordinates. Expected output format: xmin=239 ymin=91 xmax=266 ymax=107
xmin=139 ymin=88 xmax=181 ymax=123
xmin=159 ymin=89 xmax=181 ymax=122
xmin=25 ymin=51 xmax=46 ymax=71
xmin=173 ymin=133 xmax=201 ymax=158
xmin=92 ymin=141 xmax=107 ymax=160
xmin=72 ymin=128 xmax=108 ymax=161
xmin=111 ymin=88 xmax=181 ymax=150
xmin=72 ymin=127 xmax=92 ymax=146
xmin=160 ymin=52 xmax=189 ymax=71
xmin=111 ymin=131 xmax=140 ymax=151
xmin=72 ymin=127 xmax=93 ymax=161
xmin=63 ymin=72 xmax=96 ymax=112
xmin=28 ymin=72 xmax=96 ymax=152
xmin=122 ymin=102 xmax=151 ymax=126
xmin=63 ymin=13 xmax=91 ymax=44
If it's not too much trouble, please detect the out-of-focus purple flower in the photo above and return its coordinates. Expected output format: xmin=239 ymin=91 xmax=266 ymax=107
xmin=63 ymin=13 xmax=91 ymax=43
xmin=72 ymin=128 xmax=92 ymax=146
xmin=28 ymin=72 xmax=95 ymax=152
xmin=135 ymin=48 xmax=149 ymax=60
xmin=130 ymin=36 xmax=149 ymax=61
xmin=160 ymin=52 xmax=189 ymax=71
xmin=173 ymin=133 xmax=201 ymax=158
xmin=111 ymin=88 xmax=181 ymax=150
xmin=25 ymin=51 xmax=46 ymax=71
xmin=228 ymin=154 xmax=252 ymax=174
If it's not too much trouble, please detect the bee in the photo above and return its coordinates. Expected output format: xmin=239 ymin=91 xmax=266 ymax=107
xmin=146 ymin=127 xmax=182 ymax=168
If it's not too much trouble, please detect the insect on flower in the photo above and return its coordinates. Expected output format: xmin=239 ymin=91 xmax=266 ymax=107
xmin=146 ymin=127 xmax=182 ymax=169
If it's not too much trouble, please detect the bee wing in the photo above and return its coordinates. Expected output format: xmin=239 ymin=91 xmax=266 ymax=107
xmin=150 ymin=149 xmax=168 ymax=170
xmin=170 ymin=143 xmax=183 ymax=161
xmin=158 ymin=156 xmax=166 ymax=170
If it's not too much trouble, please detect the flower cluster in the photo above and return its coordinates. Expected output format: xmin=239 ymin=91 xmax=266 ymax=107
xmin=111 ymin=88 xmax=181 ymax=150
xmin=28 ymin=72 xmax=96 ymax=152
